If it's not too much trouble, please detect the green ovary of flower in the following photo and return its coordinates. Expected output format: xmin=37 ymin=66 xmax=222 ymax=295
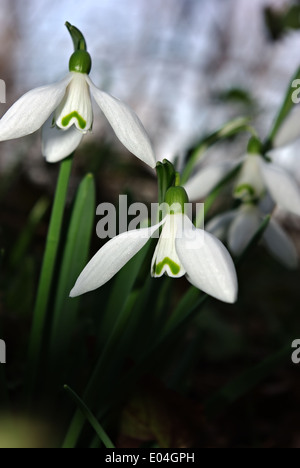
xmin=61 ymin=111 xmax=87 ymax=130
xmin=235 ymin=183 xmax=255 ymax=198
xmin=154 ymin=257 xmax=181 ymax=276
xmin=69 ymin=50 xmax=92 ymax=74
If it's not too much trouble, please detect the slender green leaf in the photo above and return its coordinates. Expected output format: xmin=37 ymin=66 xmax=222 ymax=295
xmin=25 ymin=156 xmax=73 ymax=404
xmin=64 ymin=385 xmax=115 ymax=448
xmin=267 ymin=65 xmax=300 ymax=147
xmin=9 ymin=197 xmax=50 ymax=269
xmin=99 ymin=241 xmax=153 ymax=342
xmin=48 ymin=174 xmax=96 ymax=370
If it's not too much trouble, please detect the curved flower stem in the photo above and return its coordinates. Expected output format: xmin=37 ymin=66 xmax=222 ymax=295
xmin=25 ymin=156 xmax=73 ymax=405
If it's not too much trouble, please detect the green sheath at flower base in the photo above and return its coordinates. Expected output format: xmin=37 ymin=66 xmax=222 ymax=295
xmin=165 ymin=186 xmax=189 ymax=214
xmin=234 ymin=183 xmax=256 ymax=199
xmin=247 ymin=136 xmax=262 ymax=155
xmin=65 ymin=21 xmax=87 ymax=51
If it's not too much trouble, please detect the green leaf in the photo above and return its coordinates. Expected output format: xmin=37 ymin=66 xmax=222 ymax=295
xmin=64 ymin=385 xmax=115 ymax=448
xmin=98 ymin=240 xmax=153 ymax=343
xmin=48 ymin=174 xmax=96 ymax=371
xmin=267 ymin=65 xmax=300 ymax=147
xmin=9 ymin=197 xmax=50 ymax=269
xmin=25 ymin=156 xmax=73 ymax=404
xmin=62 ymin=243 xmax=154 ymax=448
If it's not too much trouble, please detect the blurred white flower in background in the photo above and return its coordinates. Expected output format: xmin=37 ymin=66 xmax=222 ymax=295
xmin=207 ymin=202 xmax=298 ymax=269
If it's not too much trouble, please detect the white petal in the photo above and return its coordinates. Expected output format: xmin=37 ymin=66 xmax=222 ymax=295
xmin=206 ymin=211 xmax=236 ymax=240
xmin=234 ymin=155 xmax=265 ymax=201
xmin=273 ymin=105 xmax=300 ymax=148
xmin=70 ymin=220 xmax=164 ymax=297
xmin=151 ymin=214 xmax=186 ymax=278
xmin=260 ymin=159 xmax=300 ymax=216
xmin=88 ymin=77 xmax=156 ymax=168
xmin=176 ymin=216 xmax=238 ymax=303
xmin=184 ymin=161 xmax=238 ymax=201
xmin=0 ymin=75 xmax=70 ymax=141
xmin=263 ymin=220 xmax=298 ymax=269
xmin=54 ymin=73 xmax=93 ymax=133
xmin=42 ymin=115 xmax=83 ymax=163
xmin=228 ymin=205 xmax=261 ymax=255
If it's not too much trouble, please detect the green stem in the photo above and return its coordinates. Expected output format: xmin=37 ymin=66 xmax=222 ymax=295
xmin=25 ymin=156 xmax=73 ymax=404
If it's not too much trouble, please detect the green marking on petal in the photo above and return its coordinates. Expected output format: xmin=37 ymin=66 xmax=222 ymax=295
xmin=155 ymin=257 xmax=181 ymax=276
xmin=234 ymin=184 xmax=255 ymax=197
xmin=61 ymin=111 xmax=86 ymax=129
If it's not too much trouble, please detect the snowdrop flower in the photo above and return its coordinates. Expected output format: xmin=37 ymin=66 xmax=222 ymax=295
xmin=70 ymin=187 xmax=238 ymax=303
xmin=207 ymin=203 xmax=298 ymax=270
xmin=185 ymin=138 xmax=300 ymax=217
xmin=0 ymin=22 xmax=155 ymax=167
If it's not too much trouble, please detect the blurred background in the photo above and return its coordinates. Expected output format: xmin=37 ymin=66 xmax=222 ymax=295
xmin=0 ymin=0 xmax=300 ymax=448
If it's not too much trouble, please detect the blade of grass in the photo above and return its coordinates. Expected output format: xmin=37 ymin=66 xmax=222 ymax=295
xmin=25 ymin=156 xmax=73 ymax=405
xmin=62 ymin=242 xmax=153 ymax=448
xmin=64 ymin=385 xmax=115 ymax=448
xmin=98 ymin=239 xmax=153 ymax=344
xmin=267 ymin=65 xmax=300 ymax=147
xmin=9 ymin=197 xmax=50 ymax=269
xmin=47 ymin=174 xmax=96 ymax=380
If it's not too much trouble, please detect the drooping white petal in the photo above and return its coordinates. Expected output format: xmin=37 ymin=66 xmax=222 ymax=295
xmin=206 ymin=211 xmax=236 ymax=240
xmin=42 ymin=115 xmax=83 ymax=163
xmin=70 ymin=220 xmax=165 ymax=297
xmin=234 ymin=155 xmax=265 ymax=201
xmin=228 ymin=205 xmax=261 ymax=255
xmin=263 ymin=219 xmax=298 ymax=269
xmin=259 ymin=159 xmax=300 ymax=216
xmin=54 ymin=73 xmax=93 ymax=133
xmin=0 ymin=75 xmax=71 ymax=141
xmin=273 ymin=105 xmax=300 ymax=148
xmin=184 ymin=161 xmax=239 ymax=201
xmin=87 ymin=77 xmax=156 ymax=168
xmin=176 ymin=216 xmax=238 ymax=303
xmin=151 ymin=214 xmax=186 ymax=278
